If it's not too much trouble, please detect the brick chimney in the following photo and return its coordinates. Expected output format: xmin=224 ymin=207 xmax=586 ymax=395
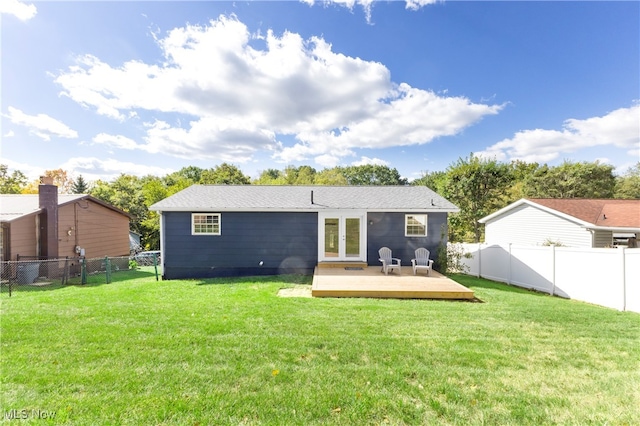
xmin=39 ymin=176 xmax=58 ymax=258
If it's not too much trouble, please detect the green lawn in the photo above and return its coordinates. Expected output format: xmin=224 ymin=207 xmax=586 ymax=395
xmin=1 ymin=270 xmax=639 ymax=425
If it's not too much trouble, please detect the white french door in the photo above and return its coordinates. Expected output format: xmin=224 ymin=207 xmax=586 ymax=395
xmin=318 ymin=212 xmax=366 ymax=262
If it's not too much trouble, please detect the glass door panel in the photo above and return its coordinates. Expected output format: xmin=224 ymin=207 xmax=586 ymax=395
xmin=324 ymin=218 xmax=339 ymax=258
xmin=319 ymin=213 xmax=365 ymax=262
xmin=345 ymin=218 xmax=360 ymax=258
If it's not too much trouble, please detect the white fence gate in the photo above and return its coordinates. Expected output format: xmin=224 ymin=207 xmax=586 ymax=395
xmin=456 ymin=243 xmax=640 ymax=313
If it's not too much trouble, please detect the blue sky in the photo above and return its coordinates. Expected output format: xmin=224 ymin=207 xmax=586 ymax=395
xmin=1 ymin=0 xmax=638 ymax=183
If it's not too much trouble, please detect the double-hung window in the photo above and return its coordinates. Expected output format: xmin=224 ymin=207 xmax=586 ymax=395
xmin=405 ymin=214 xmax=427 ymax=237
xmin=192 ymin=213 xmax=221 ymax=235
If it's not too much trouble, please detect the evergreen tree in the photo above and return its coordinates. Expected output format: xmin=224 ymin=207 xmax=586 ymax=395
xmin=71 ymin=175 xmax=89 ymax=194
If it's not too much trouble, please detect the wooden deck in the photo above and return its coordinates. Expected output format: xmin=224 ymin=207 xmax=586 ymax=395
xmin=311 ymin=264 xmax=475 ymax=300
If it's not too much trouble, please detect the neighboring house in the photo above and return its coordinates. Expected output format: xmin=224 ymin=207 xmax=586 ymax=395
xmin=0 ymin=179 xmax=131 ymax=261
xmin=479 ymin=198 xmax=640 ymax=247
xmin=149 ymin=185 xmax=459 ymax=279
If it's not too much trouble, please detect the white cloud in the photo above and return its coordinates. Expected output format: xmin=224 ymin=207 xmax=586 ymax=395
xmin=302 ymin=0 xmax=437 ymax=22
xmin=0 ymin=158 xmax=43 ymax=181
xmin=0 ymin=0 xmax=37 ymax=21
xmin=594 ymin=157 xmax=612 ymax=166
xmin=315 ymin=153 xmax=342 ymax=168
xmin=476 ymin=104 xmax=640 ymax=163
xmin=1 ymin=156 xmax=172 ymax=183
xmin=55 ymin=15 xmax=501 ymax=167
xmin=351 ymin=156 xmax=389 ymax=166
xmin=4 ymin=131 xmax=15 ymax=138
xmin=142 ymin=118 xmax=279 ymax=163
xmin=61 ymin=157 xmax=174 ymax=182
xmin=302 ymin=0 xmax=375 ymax=22
xmin=405 ymin=0 xmax=440 ymax=11
xmin=92 ymin=133 xmax=139 ymax=150
xmin=5 ymin=107 xmax=78 ymax=141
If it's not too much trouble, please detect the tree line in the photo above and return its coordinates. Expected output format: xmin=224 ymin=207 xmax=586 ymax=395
xmin=1 ymin=158 xmax=638 ymax=248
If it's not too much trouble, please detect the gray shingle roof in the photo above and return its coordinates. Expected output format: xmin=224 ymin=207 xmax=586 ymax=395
xmin=0 ymin=194 xmax=86 ymax=221
xmin=150 ymin=185 xmax=459 ymax=212
xmin=0 ymin=194 xmax=131 ymax=221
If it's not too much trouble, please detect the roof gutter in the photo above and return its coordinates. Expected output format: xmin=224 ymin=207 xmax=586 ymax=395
xmin=582 ymin=225 xmax=640 ymax=233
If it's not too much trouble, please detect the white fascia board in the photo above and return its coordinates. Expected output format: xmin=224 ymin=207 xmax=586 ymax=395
xmin=583 ymin=225 xmax=640 ymax=232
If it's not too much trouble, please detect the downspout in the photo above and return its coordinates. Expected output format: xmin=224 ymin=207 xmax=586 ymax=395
xmin=35 ymin=214 xmax=41 ymax=257
xmin=74 ymin=202 xmax=79 ymax=248
xmin=159 ymin=212 xmax=165 ymax=278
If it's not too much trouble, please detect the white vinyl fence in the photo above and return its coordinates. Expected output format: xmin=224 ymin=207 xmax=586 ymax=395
xmin=456 ymin=243 xmax=640 ymax=313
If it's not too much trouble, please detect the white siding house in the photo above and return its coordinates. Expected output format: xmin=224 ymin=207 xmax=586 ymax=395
xmin=479 ymin=199 xmax=640 ymax=248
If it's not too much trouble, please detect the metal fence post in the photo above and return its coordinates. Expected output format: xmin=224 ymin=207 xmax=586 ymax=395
xmin=153 ymin=253 xmax=159 ymax=281
xmin=105 ymin=257 xmax=112 ymax=284
xmin=62 ymin=257 xmax=69 ymax=285
xmin=81 ymin=258 xmax=87 ymax=285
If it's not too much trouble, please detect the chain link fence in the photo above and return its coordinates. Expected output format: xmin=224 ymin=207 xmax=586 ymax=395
xmin=1 ymin=253 xmax=160 ymax=296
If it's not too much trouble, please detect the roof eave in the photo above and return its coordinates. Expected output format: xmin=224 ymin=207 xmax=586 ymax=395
xmin=583 ymin=225 xmax=640 ymax=233
xmin=60 ymin=195 xmax=132 ymax=219
xmin=151 ymin=207 xmax=460 ymax=213
xmin=0 ymin=209 xmax=44 ymax=223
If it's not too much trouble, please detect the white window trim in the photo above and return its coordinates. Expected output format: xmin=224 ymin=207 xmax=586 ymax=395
xmin=405 ymin=214 xmax=428 ymax=237
xmin=192 ymin=213 xmax=221 ymax=236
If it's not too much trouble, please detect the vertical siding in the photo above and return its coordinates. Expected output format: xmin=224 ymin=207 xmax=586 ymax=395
xmin=366 ymin=212 xmax=447 ymax=268
xmin=484 ymin=204 xmax=592 ymax=247
xmin=59 ymin=201 xmax=129 ymax=258
xmin=9 ymin=214 xmax=38 ymax=260
xmin=58 ymin=204 xmax=76 ymax=258
xmin=593 ymin=230 xmax=613 ymax=248
xmin=163 ymin=211 xmax=318 ymax=279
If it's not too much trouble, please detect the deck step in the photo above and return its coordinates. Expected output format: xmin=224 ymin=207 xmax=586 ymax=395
xmin=317 ymin=261 xmax=368 ymax=269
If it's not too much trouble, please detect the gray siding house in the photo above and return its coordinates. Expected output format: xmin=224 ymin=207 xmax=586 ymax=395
xmin=149 ymin=185 xmax=458 ymax=279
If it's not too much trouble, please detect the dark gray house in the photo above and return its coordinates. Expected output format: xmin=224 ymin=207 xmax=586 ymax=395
xmin=149 ymin=185 xmax=458 ymax=279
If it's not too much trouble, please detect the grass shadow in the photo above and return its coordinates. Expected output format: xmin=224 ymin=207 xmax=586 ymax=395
xmin=1 ymin=268 xmax=160 ymax=296
xmin=448 ymin=273 xmax=552 ymax=298
xmin=1 ymin=282 xmax=67 ymax=294
xmin=195 ymin=273 xmax=313 ymax=287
